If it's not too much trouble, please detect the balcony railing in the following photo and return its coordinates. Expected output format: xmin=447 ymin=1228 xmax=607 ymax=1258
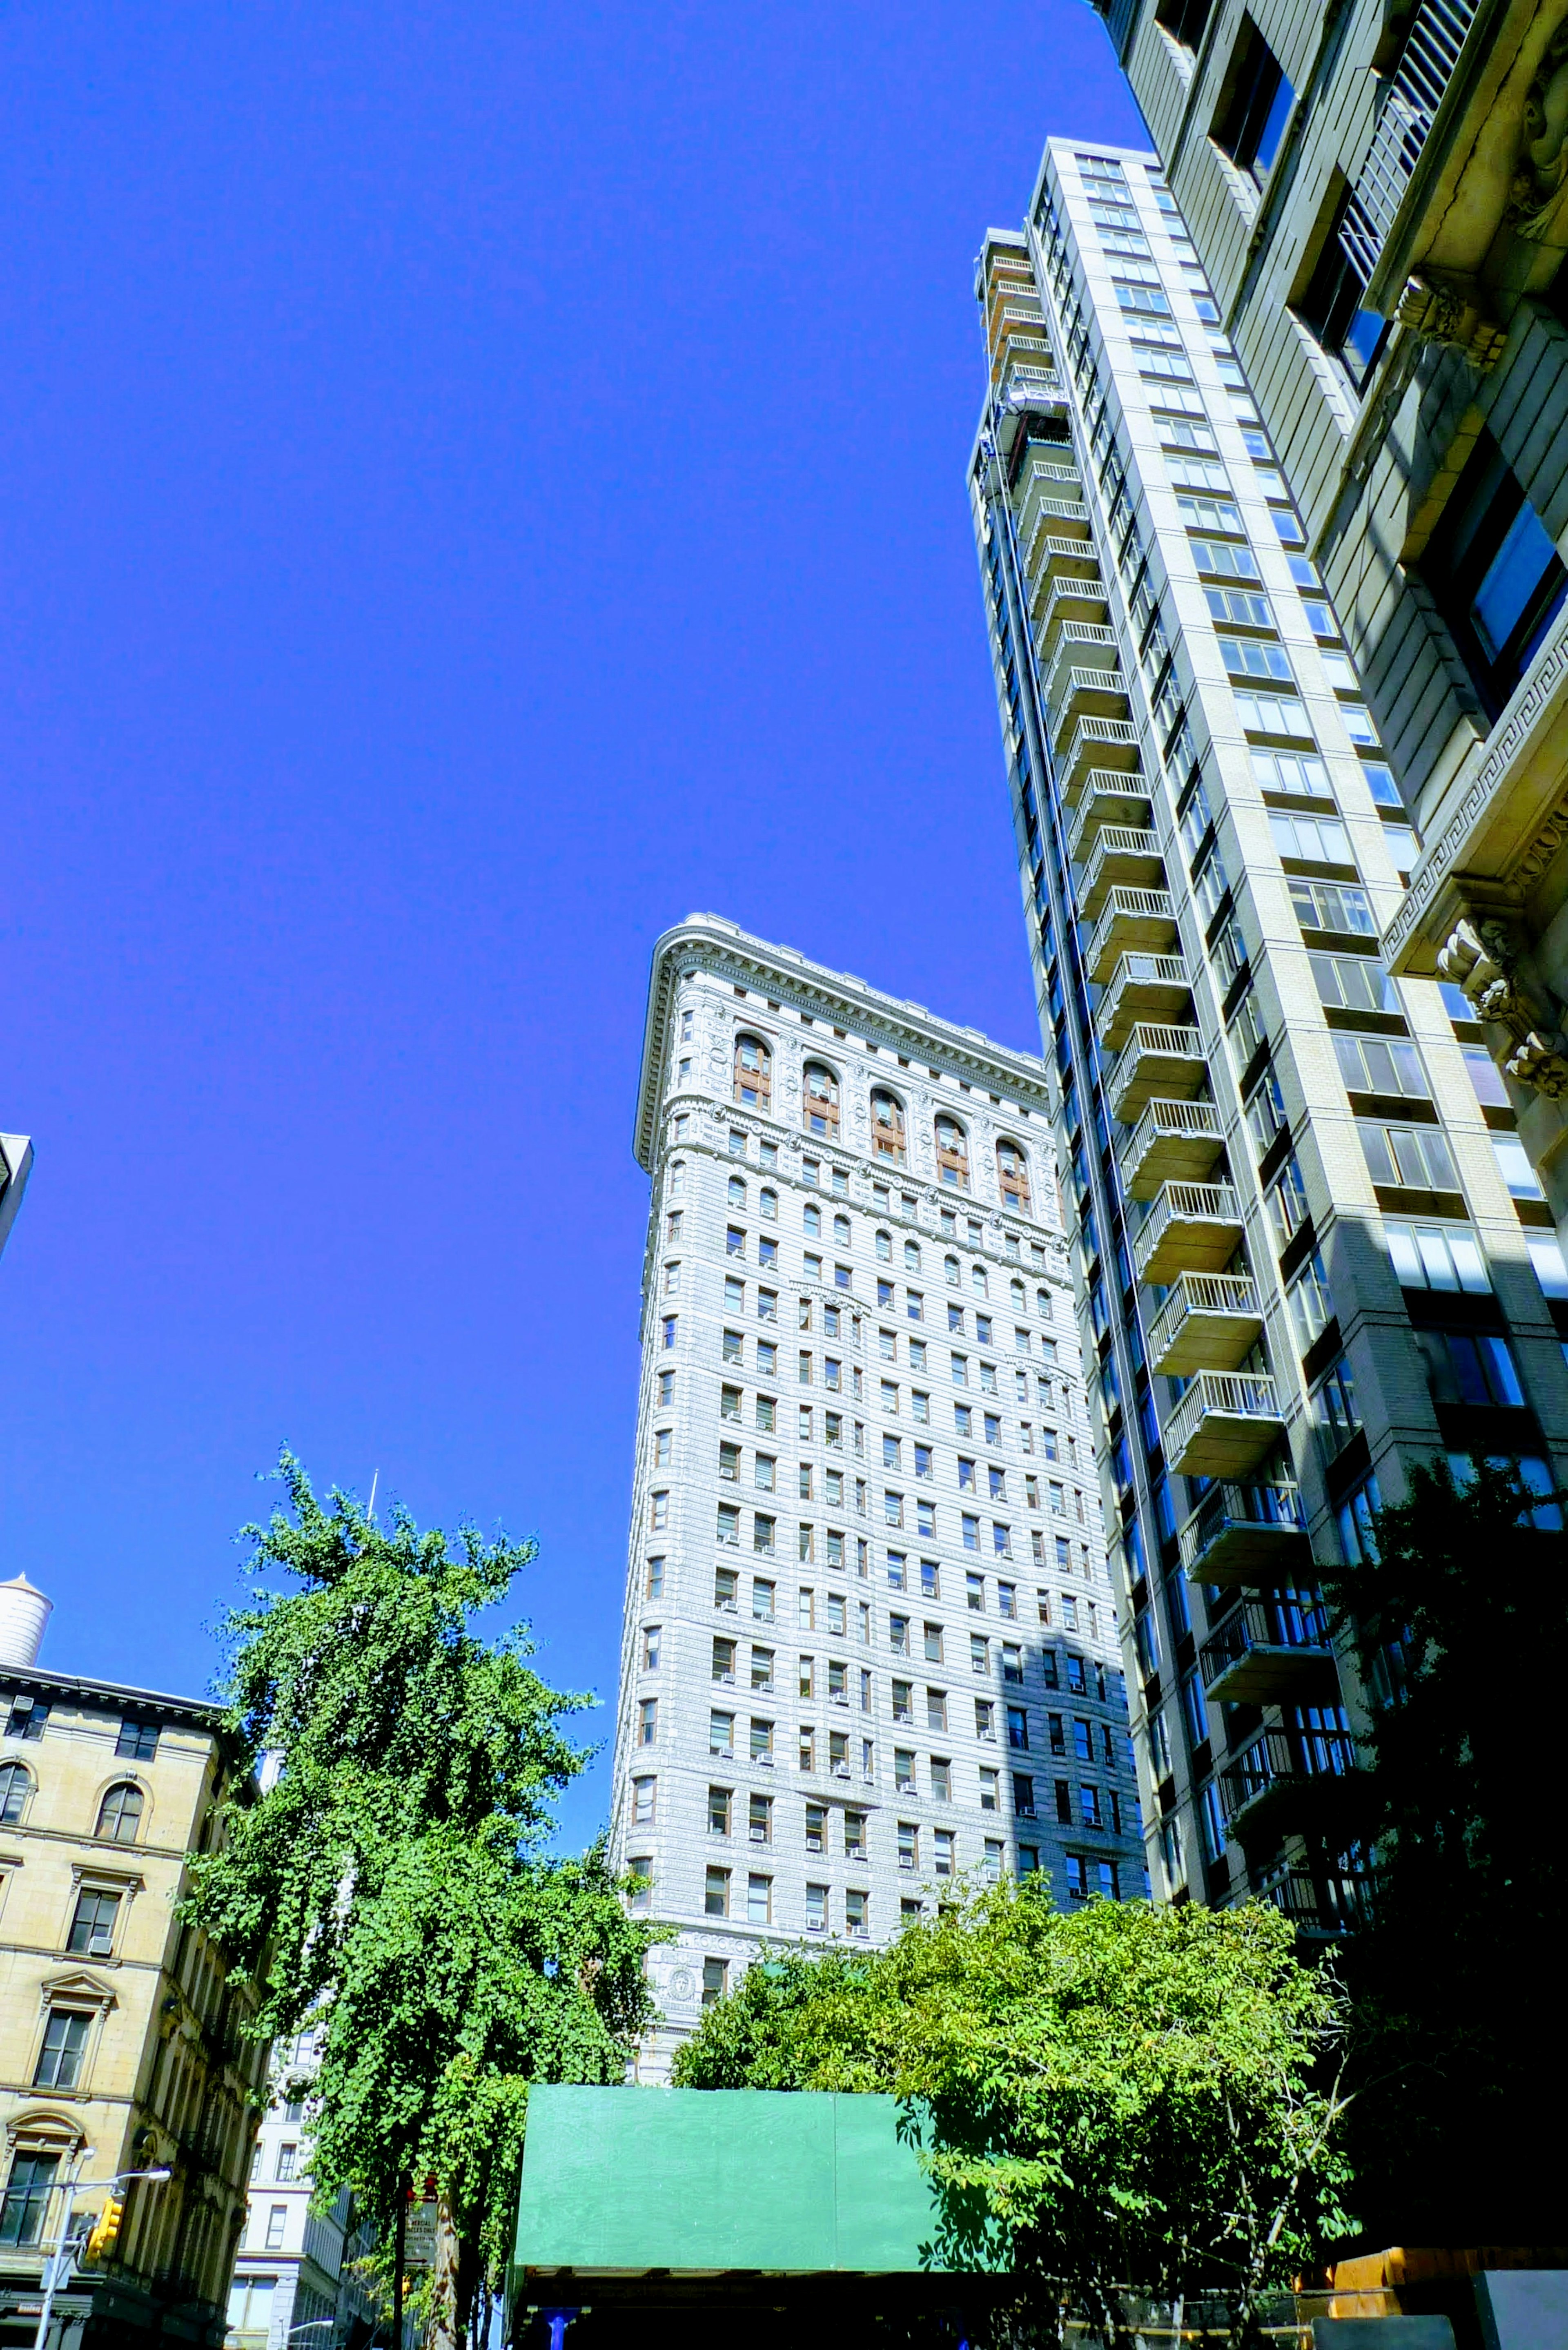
xmin=1220 ymin=1726 xmax=1360 ymax=1835
xmin=1338 ymin=0 xmax=1482 ymax=286
xmin=1200 ymin=1598 xmax=1338 ymax=1705
xmin=1107 ymin=1023 xmax=1204 ymax=1121
xmin=1086 ymin=886 xmax=1174 ymax=981
xmin=1045 ymin=620 xmax=1118 ymax=706
xmin=1261 ymin=1867 xmax=1375 ymax=1936
xmin=1096 ymin=950 xmax=1190 ymax=1049
xmin=1146 ymin=1267 xmax=1259 ymax=1371
xmin=1029 ymin=535 xmax=1103 ymax=598
xmin=1031 ymin=572 xmax=1109 ymax=639
xmin=1131 ymin=1180 xmax=1242 ymax=1286
xmin=1080 ymin=828 xmax=1165 ymax=923
xmin=1121 ymin=1101 xmax=1225 ymax=1205
xmin=1025 ymin=498 xmax=1091 ymax=569
xmin=1178 ymin=1478 xmax=1309 ymax=1586
xmin=1067 ymin=776 xmax=1152 ymax=863
xmin=1163 ymin=1369 xmax=1285 ymax=1478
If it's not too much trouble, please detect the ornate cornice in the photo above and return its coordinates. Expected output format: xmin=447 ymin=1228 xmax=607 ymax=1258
xmin=633 ymin=916 xmax=1052 ymax=1173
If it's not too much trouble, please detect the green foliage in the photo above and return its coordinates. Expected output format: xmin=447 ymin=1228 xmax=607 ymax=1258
xmin=1319 ymin=1456 xmax=1568 ymax=2245
xmin=186 ymin=1452 xmax=662 ymax=2323
xmin=677 ymin=1880 xmax=1351 ymax=2342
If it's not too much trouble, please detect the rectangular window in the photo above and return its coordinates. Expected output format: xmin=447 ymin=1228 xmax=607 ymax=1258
xmin=1384 ymin=1221 xmax=1490 ymax=1293
xmin=1423 ymin=428 xmax=1568 ymax=716
xmin=805 ymin=1883 xmax=828 ymax=1933
xmin=702 ymin=1955 xmax=729 ymax=2003
xmin=33 ymin=2009 xmax=90 ymax=2090
xmin=704 ymin=1867 xmax=731 ymax=1917
xmin=67 ymin=1888 xmax=121 ymax=1960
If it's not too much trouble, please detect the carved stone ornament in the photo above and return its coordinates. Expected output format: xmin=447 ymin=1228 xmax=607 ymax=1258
xmin=1396 ymin=274 xmax=1508 ymax=371
xmin=1508 ymin=16 xmax=1568 ymax=237
xmin=1437 ymin=913 xmax=1568 ymax=1097
xmin=668 ymin=1967 xmax=696 ymax=2004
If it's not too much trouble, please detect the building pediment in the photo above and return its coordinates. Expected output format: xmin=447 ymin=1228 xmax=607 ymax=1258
xmin=37 ymin=1966 xmax=117 ymax=2012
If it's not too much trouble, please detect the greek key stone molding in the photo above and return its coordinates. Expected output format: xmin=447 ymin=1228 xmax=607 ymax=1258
xmin=1436 ymin=913 xmax=1568 ymax=1099
xmin=1383 ymin=599 xmax=1568 ymax=965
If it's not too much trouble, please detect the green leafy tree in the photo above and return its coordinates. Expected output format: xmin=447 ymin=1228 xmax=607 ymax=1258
xmin=677 ymin=1881 xmax=1351 ymax=2346
xmin=185 ymin=1452 xmax=662 ymax=2349
xmin=1318 ymin=1456 xmax=1568 ymax=2246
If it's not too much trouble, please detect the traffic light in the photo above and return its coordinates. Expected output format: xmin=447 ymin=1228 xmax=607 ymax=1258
xmin=85 ymin=2194 xmax=124 ymax=2263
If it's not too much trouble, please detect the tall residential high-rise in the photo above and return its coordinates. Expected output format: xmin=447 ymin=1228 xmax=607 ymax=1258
xmin=608 ymin=915 xmax=1143 ymax=2078
xmin=967 ymin=143 xmax=1568 ymax=1924
xmin=1084 ymin=0 xmax=1568 ymax=1242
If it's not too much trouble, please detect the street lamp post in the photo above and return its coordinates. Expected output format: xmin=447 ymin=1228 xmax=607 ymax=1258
xmin=31 ymin=2165 xmax=172 ymax=2350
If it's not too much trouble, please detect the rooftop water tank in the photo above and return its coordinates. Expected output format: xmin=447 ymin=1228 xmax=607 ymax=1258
xmin=0 ymin=1575 xmax=51 ymax=1669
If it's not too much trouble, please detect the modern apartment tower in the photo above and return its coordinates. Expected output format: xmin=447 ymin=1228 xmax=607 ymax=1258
xmin=608 ymin=915 xmax=1144 ymax=2078
xmin=967 ymin=144 xmax=1568 ymax=1922
xmin=1088 ymin=0 xmax=1568 ymax=1243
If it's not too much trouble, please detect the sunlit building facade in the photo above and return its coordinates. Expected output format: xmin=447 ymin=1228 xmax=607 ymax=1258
xmin=967 ymin=144 xmax=1568 ymax=1924
xmin=608 ymin=915 xmax=1144 ymax=2077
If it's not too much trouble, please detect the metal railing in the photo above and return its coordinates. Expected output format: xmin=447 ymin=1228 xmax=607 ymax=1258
xmin=1261 ymin=1867 xmax=1374 ymax=1933
xmin=1200 ymin=1597 xmax=1331 ymax=1689
xmin=1339 ymin=0 xmax=1482 ymax=282
xmin=1178 ymin=1478 xmax=1306 ymax=1577
xmin=1045 ymin=625 xmax=1120 ymax=708
xmin=1096 ymin=950 xmax=1189 ymax=1039
xmin=1086 ymin=884 xmax=1172 ymax=972
xmin=1082 ymin=829 xmax=1163 ymax=914
xmin=1032 ymin=573 xmax=1110 ymax=637
xmin=1109 ymin=1022 xmax=1203 ymax=1097
xmin=1067 ymin=778 xmax=1153 ymax=861
xmin=1220 ymin=1726 xmax=1359 ymax=1822
xmin=1143 ymin=1262 xmax=1250 ymax=1369
xmin=1163 ymin=1370 xmax=1283 ymax=1463
xmin=1131 ymin=1180 xmax=1240 ymax=1280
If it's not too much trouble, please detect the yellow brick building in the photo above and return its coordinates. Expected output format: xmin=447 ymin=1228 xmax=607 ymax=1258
xmin=0 ymin=1661 xmax=266 ymax=2348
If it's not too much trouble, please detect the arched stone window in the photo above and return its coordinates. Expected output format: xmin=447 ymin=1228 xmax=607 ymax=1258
xmin=997 ymin=1138 xmax=1032 ymax=1211
xmin=96 ymin=1782 xmax=144 ymax=1846
xmin=0 ymin=1761 xmax=31 ymax=1825
xmin=803 ymin=1063 xmax=840 ymax=1139
xmin=870 ymin=1089 xmax=906 ymax=1165
xmin=733 ymin=1035 xmax=772 ymax=1110
xmin=935 ymin=1115 xmax=970 ymax=1190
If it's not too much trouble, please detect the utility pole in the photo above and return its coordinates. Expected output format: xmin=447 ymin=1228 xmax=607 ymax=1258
xmin=31 ymin=2165 xmax=170 ymax=2350
xmin=392 ymin=2178 xmax=406 ymax=2350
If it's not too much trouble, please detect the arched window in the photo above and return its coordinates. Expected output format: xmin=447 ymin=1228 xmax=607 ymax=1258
xmin=935 ymin=1115 xmax=969 ymax=1189
xmin=1011 ymin=1280 xmax=1026 ymax=1309
xmin=870 ymin=1089 xmax=906 ymax=1165
xmin=997 ymin=1138 xmax=1032 ymax=1211
xmin=945 ymin=1255 xmax=960 ymax=1285
xmin=971 ymin=1264 xmax=988 ymax=1297
xmin=0 ymin=1761 xmax=31 ymax=1825
xmin=96 ymin=1783 xmax=144 ymax=1846
xmin=875 ymin=1230 xmax=892 ymax=1262
xmin=734 ymin=1035 xmax=772 ymax=1110
xmin=904 ymin=1240 xmax=920 ymax=1272
xmin=727 ymin=1176 xmax=747 ymax=1208
xmin=803 ymin=1063 xmax=840 ymax=1139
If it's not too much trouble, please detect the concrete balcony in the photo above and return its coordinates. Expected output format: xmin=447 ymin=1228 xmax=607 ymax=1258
xmin=1147 ymin=1269 xmax=1261 ymax=1373
xmin=1177 ymin=1479 xmax=1311 ymax=1587
xmin=1200 ymin=1599 xmax=1339 ymax=1706
xmin=1085 ymin=887 xmax=1175 ymax=983
xmin=1024 ymin=497 xmax=1091 ymax=574
xmin=1163 ymin=1369 xmax=1286 ymax=1478
xmin=1107 ymin=1023 xmax=1204 ymax=1122
xmin=1066 ymin=777 xmax=1152 ymax=863
xmin=1131 ymin=1180 xmax=1241 ymax=1286
xmin=1260 ymin=1866 xmax=1373 ymax=1937
xmin=1095 ymin=952 xmax=1190 ymax=1050
xmin=1029 ymin=534 xmax=1103 ymax=602
xmin=1120 ymin=1102 xmax=1225 ymax=1207
xmin=1219 ymin=1726 xmax=1360 ymax=1844
xmin=1045 ymin=621 xmax=1118 ymax=707
xmin=1051 ymin=671 xmax=1130 ymax=745
xmin=1061 ymin=717 xmax=1140 ymax=803
xmin=1079 ymin=829 xmax=1165 ymax=923
xmin=1031 ymin=573 xmax=1109 ymax=642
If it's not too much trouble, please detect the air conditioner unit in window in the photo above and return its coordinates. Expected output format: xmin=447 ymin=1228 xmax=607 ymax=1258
xmin=755 ymin=1754 xmax=775 ymax=1767
xmin=749 ymin=1828 xmax=768 ymax=1843
xmin=832 ymin=1763 xmax=851 ymax=1779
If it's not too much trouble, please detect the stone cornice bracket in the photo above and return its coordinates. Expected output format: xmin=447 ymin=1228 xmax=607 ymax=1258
xmin=1507 ymin=13 xmax=1568 ymax=237
xmin=1437 ymin=912 xmax=1568 ymax=1096
xmin=1396 ymin=272 xmax=1509 ymax=370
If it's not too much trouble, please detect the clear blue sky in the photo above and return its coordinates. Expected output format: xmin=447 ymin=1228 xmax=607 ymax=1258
xmin=0 ymin=4 xmax=1143 ymax=1847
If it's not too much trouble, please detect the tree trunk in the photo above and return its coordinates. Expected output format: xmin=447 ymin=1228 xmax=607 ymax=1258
xmin=429 ymin=2190 xmax=470 ymax=2350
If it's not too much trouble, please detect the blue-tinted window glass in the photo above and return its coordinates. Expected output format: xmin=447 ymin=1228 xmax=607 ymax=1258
xmin=1473 ymin=500 xmax=1562 ymax=666
xmin=1254 ymin=71 xmax=1295 ymax=171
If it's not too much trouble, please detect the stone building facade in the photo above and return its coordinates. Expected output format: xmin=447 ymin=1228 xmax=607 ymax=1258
xmin=608 ymin=915 xmax=1144 ymax=2078
xmin=0 ymin=1663 xmax=265 ymax=2347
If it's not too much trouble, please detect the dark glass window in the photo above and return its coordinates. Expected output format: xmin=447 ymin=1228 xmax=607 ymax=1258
xmin=0 ymin=2153 xmax=59 ymax=2247
xmin=116 ymin=1718 xmax=160 ymax=1761
xmin=4 ymin=1697 xmax=47 ymax=1743
xmin=1156 ymin=0 xmax=1212 ymax=49
xmin=1214 ymin=22 xmax=1294 ymax=183
xmin=1296 ymin=197 xmax=1388 ymax=388
xmin=1414 ymin=1328 xmax=1526 ymax=1411
xmin=1424 ymin=430 xmax=1568 ymax=716
xmin=33 ymin=2011 xmax=89 ymax=2090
